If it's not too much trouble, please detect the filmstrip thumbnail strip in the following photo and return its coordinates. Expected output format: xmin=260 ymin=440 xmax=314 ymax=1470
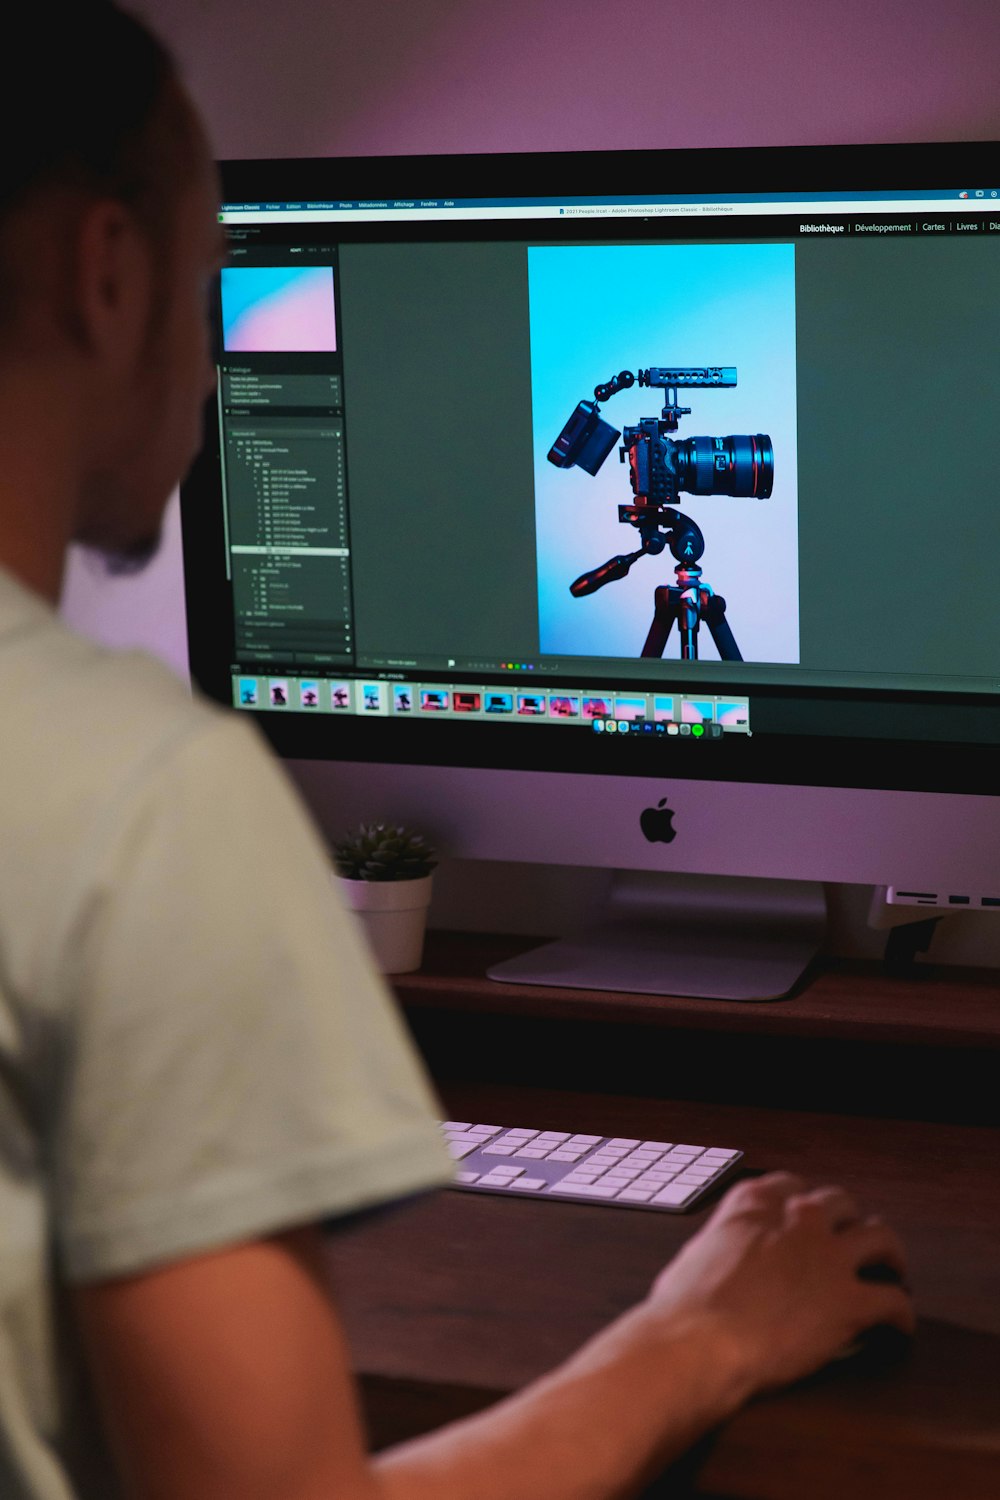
xmin=233 ymin=676 xmax=750 ymax=732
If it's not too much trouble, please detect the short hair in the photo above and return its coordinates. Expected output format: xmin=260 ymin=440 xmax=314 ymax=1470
xmin=0 ymin=3 xmax=199 ymax=327
xmin=1 ymin=3 xmax=186 ymax=209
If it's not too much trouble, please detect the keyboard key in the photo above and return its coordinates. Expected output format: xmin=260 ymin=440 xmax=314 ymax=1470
xmin=608 ymin=1138 xmax=641 ymax=1148
xmin=569 ymin=1134 xmax=602 ymax=1145
xmin=653 ymin=1183 xmax=699 ymax=1206
xmin=447 ymin=1141 xmax=479 ymax=1160
xmin=482 ymin=1144 xmax=517 ymax=1155
xmin=455 ymin=1171 xmax=480 ymax=1184
xmin=442 ymin=1122 xmax=471 ymax=1132
xmin=617 ymin=1188 xmax=656 ymax=1202
xmin=517 ymin=1178 xmax=546 ymax=1191
xmin=550 ymin=1182 xmax=621 ymax=1199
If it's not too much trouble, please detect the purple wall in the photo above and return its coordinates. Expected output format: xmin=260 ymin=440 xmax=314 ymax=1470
xmin=157 ymin=0 xmax=1000 ymax=159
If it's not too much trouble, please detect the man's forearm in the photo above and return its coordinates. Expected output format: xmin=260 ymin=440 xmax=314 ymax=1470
xmin=372 ymin=1303 xmax=754 ymax=1500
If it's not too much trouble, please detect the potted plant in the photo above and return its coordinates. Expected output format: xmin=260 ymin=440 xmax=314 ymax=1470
xmin=332 ymin=822 xmax=438 ymax=974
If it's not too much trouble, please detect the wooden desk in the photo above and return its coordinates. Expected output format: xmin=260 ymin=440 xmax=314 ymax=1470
xmin=324 ymin=933 xmax=1000 ymax=1499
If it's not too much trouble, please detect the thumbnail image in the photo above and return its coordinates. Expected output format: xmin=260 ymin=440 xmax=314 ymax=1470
xmin=330 ymin=681 xmax=351 ymax=710
xmin=614 ymin=697 xmax=647 ymax=721
xmin=220 ymin=265 xmax=337 ymax=353
xmin=421 ymin=688 xmax=450 ymax=711
xmin=454 ymin=691 xmax=482 ymax=712
xmin=582 ymin=696 xmax=611 ymax=719
xmin=653 ymin=696 xmax=675 ymax=722
xmin=517 ymin=693 xmax=547 ymax=715
xmin=549 ymin=695 xmax=580 ymax=718
xmin=299 ymin=680 xmax=320 ymax=708
xmin=393 ymin=686 xmax=414 ymax=712
xmin=485 ymin=692 xmax=513 ymax=713
xmin=269 ymin=679 xmax=288 ymax=707
xmin=362 ymin=682 xmax=387 ymax=712
xmin=238 ymin=677 xmax=258 ymax=706
xmin=680 ymin=699 xmax=715 ymax=725
xmin=717 ymin=699 xmax=751 ymax=728
xmin=529 ymin=242 xmax=800 ymax=665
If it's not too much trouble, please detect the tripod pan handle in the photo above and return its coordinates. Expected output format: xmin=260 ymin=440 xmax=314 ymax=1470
xmin=570 ymin=552 xmax=640 ymax=596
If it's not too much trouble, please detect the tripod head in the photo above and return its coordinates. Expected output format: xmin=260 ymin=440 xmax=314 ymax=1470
xmin=569 ymin=509 xmax=704 ymax=597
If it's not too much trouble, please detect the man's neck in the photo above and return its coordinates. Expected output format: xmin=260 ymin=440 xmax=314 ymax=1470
xmin=0 ymin=378 xmax=80 ymax=605
xmin=0 ymin=528 xmax=66 ymax=605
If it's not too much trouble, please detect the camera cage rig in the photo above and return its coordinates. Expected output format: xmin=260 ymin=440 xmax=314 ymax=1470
xmin=546 ymin=366 xmax=774 ymax=661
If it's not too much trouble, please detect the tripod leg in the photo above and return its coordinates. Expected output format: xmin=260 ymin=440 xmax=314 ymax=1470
xmin=702 ymin=593 xmax=743 ymax=662
xmin=641 ymin=588 xmax=677 ymax=658
xmin=679 ymin=593 xmax=700 ymax=660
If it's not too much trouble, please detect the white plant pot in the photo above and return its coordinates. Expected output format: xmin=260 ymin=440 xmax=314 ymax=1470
xmin=334 ymin=873 xmax=434 ymax=974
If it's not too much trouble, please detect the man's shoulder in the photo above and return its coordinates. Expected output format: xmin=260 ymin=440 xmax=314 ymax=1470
xmin=3 ymin=618 xmax=220 ymax=770
xmin=0 ymin=575 xmax=247 ymax=836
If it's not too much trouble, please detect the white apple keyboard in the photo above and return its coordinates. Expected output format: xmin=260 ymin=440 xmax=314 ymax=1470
xmin=442 ymin=1121 xmax=743 ymax=1212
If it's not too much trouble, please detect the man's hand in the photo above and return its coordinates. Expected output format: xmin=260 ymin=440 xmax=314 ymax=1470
xmin=645 ymin=1172 xmax=915 ymax=1394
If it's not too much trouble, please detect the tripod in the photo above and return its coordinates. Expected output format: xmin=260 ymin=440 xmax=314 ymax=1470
xmin=571 ymin=506 xmax=742 ymax=662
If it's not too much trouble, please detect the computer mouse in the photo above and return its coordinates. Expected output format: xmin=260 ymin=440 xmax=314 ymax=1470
xmin=848 ymin=1320 xmax=913 ymax=1366
xmin=832 ymin=1262 xmax=914 ymax=1367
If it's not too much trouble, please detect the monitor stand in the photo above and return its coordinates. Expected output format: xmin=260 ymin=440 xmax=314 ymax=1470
xmin=486 ymin=872 xmax=826 ymax=1002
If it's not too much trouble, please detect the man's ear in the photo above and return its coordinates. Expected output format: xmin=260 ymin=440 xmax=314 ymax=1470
xmin=73 ymin=198 xmax=154 ymax=366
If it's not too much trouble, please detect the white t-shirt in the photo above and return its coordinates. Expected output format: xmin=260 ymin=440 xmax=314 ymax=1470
xmin=0 ymin=568 xmax=452 ymax=1499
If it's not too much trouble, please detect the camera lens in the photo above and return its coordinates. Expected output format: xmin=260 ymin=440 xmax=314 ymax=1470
xmin=672 ymin=434 xmax=773 ymax=498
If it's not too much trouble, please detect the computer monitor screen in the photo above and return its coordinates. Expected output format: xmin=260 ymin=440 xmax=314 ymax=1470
xmin=180 ymin=142 xmax=1000 ymax=980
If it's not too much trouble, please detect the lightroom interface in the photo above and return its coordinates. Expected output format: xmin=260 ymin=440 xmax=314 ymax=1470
xmin=214 ymin=185 xmax=1000 ymax=746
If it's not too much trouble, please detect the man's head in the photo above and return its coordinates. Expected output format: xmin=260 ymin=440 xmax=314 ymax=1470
xmin=0 ymin=2 xmax=224 ymax=587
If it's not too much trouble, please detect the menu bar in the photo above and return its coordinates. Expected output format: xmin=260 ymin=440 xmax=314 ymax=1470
xmin=220 ymin=195 xmax=1000 ymax=225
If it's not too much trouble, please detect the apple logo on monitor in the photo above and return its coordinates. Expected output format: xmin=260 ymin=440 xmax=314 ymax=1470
xmin=640 ymin=796 xmax=677 ymax=844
